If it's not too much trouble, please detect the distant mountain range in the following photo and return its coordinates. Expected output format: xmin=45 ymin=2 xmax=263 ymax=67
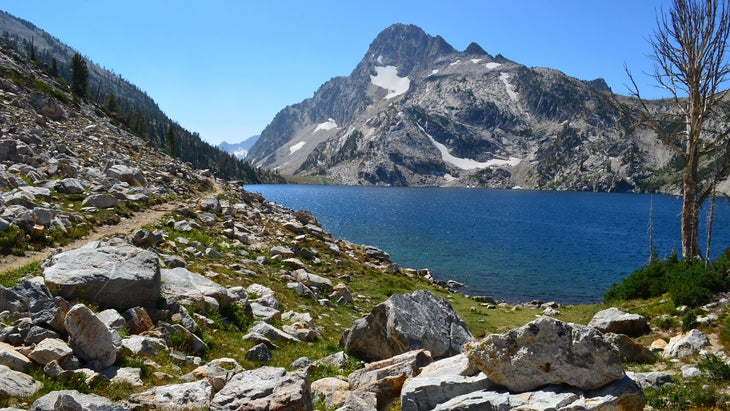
xmin=218 ymin=135 xmax=260 ymax=159
xmin=247 ymin=23 xmax=697 ymax=192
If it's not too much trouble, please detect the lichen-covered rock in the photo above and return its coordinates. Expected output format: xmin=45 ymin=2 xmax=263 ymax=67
xmin=341 ymin=290 xmax=473 ymax=361
xmin=464 ymin=316 xmax=625 ymax=392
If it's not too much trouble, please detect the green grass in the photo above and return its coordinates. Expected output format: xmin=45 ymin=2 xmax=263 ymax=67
xmin=0 ymin=261 xmax=41 ymax=288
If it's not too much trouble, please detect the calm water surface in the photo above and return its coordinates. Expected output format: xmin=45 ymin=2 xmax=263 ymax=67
xmin=246 ymin=185 xmax=730 ymax=304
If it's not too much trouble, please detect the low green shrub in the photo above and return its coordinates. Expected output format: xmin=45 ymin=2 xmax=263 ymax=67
xmin=605 ymin=249 xmax=730 ymax=307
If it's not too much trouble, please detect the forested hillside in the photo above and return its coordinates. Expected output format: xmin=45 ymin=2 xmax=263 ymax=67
xmin=0 ymin=11 xmax=283 ymax=183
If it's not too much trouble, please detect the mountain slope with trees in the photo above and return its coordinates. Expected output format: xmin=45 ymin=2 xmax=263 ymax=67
xmin=0 ymin=11 xmax=282 ymax=184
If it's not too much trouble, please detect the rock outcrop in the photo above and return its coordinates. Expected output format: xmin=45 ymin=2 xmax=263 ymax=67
xmin=464 ymin=316 xmax=625 ymax=392
xmin=341 ymin=289 xmax=473 ymax=361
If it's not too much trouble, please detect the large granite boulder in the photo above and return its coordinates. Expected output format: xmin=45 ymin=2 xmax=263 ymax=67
xmin=428 ymin=376 xmax=645 ymax=410
xmin=401 ymin=353 xmax=492 ymax=411
xmin=588 ymin=307 xmax=650 ymax=338
xmin=43 ymin=239 xmax=161 ymax=310
xmin=64 ymin=304 xmax=117 ymax=370
xmin=464 ymin=317 xmax=625 ymax=392
xmin=341 ymin=290 xmax=473 ymax=362
xmin=160 ymin=267 xmax=229 ymax=311
xmin=210 ymin=366 xmax=312 ymax=411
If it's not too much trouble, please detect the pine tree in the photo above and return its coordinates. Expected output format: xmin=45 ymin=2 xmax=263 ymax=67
xmin=71 ymin=53 xmax=89 ymax=99
xmin=166 ymin=125 xmax=176 ymax=157
xmin=49 ymin=58 xmax=58 ymax=77
xmin=104 ymin=93 xmax=119 ymax=119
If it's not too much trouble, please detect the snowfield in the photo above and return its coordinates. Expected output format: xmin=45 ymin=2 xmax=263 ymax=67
xmin=499 ymin=72 xmax=519 ymax=101
xmin=370 ymin=65 xmax=410 ymax=99
xmin=485 ymin=62 xmax=502 ymax=70
xmin=289 ymin=141 xmax=306 ymax=154
xmin=315 ymin=118 xmax=338 ymax=132
xmin=418 ymin=124 xmax=521 ymax=170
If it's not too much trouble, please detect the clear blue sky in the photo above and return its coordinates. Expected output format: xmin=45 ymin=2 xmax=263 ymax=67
xmin=2 ymin=1 xmax=672 ymax=145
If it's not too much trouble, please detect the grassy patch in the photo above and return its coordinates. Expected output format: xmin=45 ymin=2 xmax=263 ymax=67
xmin=0 ymin=261 xmax=41 ymax=288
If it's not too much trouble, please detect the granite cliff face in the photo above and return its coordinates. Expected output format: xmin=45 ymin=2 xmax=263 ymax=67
xmin=248 ymin=24 xmax=676 ymax=191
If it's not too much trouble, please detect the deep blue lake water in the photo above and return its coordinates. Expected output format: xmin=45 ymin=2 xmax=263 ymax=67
xmin=246 ymin=185 xmax=730 ymax=304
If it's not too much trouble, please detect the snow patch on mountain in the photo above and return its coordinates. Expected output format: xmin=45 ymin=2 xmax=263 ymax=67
xmin=315 ymin=118 xmax=338 ymax=132
xmin=370 ymin=66 xmax=410 ymax=99
xmin=485 ymin=62 xmax=502 ymax=70
xmin=470 ymin=58 xmax=483 ymax=64
xmin=289 ymin=141 xmax=306 ymax=154
xmin=499 ymin=72 xmax=518 ymax=101
xmin=418 ymin=124 xmax=522 ymax=170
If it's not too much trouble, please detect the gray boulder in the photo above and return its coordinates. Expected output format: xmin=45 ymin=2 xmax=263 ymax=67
xmin=626 ymin=371 xmax=674 ymax=389
xmin=0 ymin=342 xmax=32 ymax=372
xmin=54 ymin=178 xmax=85 ymax=194
xmin=0 ymin=286 xmax=27 ymax=313
xmin=588 ymin=307 xmax=650 ymax=338
xmin=341 ymin=290 xmax=473 ymax=361
xmin=245 ymin=343 xmax=273 ymax=363
xmin=64 ymin=304 xmax=117 ymax=370
xmin=244 ymin=321 xmax=301 ymax=343
xmin=122 ymin=335 xmax=168 ymax=358
xmin=43 ymin=240 xmax=161 ymax=310
xmin=401 ymin=353 xmax=492 ymax=411
xmin=464 ymin=316 xmax=625 ymax=392
xmin=106 ymin=164 xmax=146 ymax=186
xmin=30 ymin=296 xmax=71 ymax=335
xmin=160 ymin=267 xmax=229 ymax=311
xmin=129 ymin=380 xmax=212 ymax=410
xmin=293 ymin=269 xmax=332 ymax=291
xmin=210 ymin=367 xmax=312 ymax=411
xmin=0 ymin=364 xmax=42 ymax=399
xmin=30 ymin=389 xmax=127 ymax=411
xmin=28 ymin=337 xmax=73 ymax=365
xmin=81 ymin=193 xmax=119 ymax=208
xmin=198 ymin=196 xmax=222 ymax=213
xmin=430 ymin=376 xmax=645 ymax=411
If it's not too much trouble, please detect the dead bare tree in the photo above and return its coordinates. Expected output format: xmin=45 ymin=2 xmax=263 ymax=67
xmin=627 ymin=0 xmax=730 ymax=260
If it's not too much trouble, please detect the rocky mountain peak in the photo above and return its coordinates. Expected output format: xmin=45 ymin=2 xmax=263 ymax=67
xmin=363 ymin=24 xmax=457 ymax=74
xmin=464 ymin=42 xmax=490 ymax=56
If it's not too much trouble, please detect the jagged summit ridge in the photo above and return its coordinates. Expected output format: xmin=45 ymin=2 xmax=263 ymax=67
xmin=247 ymin=23 xmax=676 ymax=192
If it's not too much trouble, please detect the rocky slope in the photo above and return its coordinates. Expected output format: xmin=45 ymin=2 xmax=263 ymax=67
xmin=248 ymin=24 xmax=688 ymax=192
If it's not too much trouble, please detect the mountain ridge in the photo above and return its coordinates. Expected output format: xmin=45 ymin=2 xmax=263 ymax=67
xmin=248 ymin=23 xmax=690 ymax=192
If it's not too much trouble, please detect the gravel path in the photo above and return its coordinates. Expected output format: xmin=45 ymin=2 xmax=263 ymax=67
xmin=0 ymin=180 xmax=222 ymax=274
